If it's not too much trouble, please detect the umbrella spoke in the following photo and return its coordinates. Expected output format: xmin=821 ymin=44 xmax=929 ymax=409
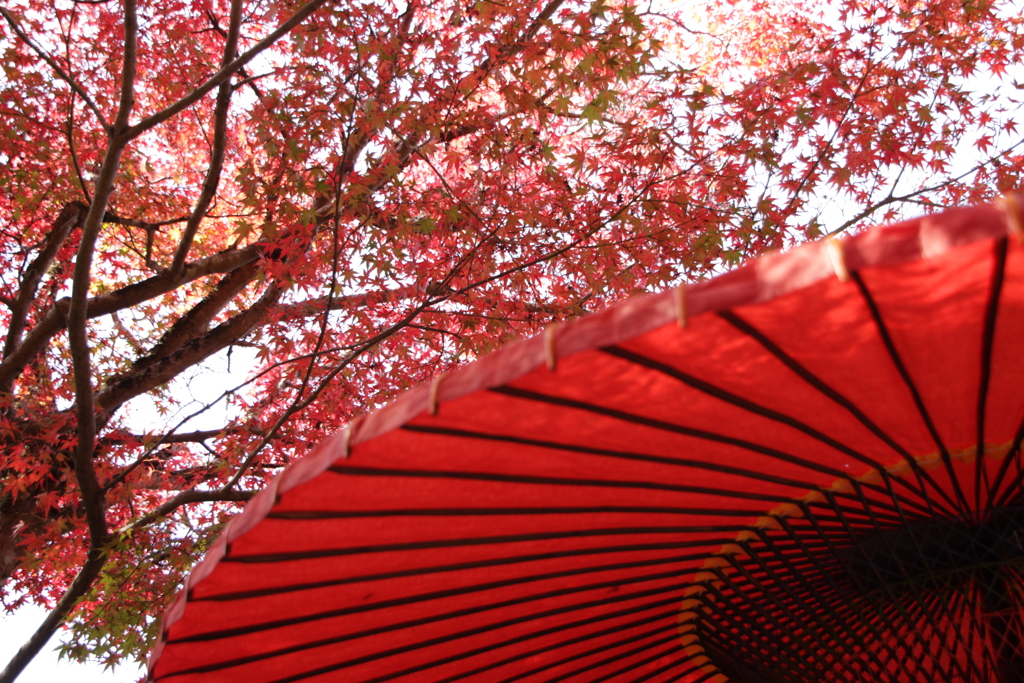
xmin=974 ymin=238 xmax=1009 ymax=511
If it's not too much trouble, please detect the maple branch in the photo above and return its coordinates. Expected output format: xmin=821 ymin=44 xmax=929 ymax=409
xmin=478 ymin=0 xmax=566 ymax=73
xmin=66 ymin=100 xmax=91 ymax=203
xmin=125 ymin=0 xmax=333 ymax=138
xmin=169 ymin=0 xmax=243 ymax=276
xmin=141 ymin=429 xmax=227 ymax=443
xmin=103 ymin=212 xmax=189 ymax=230
xmin=65 ymin=0 xmax=137 ymax=555
xmin=117 ymin=261 xmax=261 ymax=390
xmin=826 ymin=134 xmax=1024 ymax=236
xmin=0 ymin=8 xmax=111 ymax=132
xmin=94 ymin=282 xmax=285 ymax=418
xmin=274 ymin=286 xmax=418 ymax=320
xmin=3 ymin=202 xmax=85 ymax=359
xmin=0 ymin=547 xmax=108 ymax=683
xmin=126 ymin=489 xmax=255 ymax=532
xmin=0 ymin=245 xmax=261 ymax=394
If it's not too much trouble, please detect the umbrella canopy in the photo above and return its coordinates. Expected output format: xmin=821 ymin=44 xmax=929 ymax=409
xmin=148 ymin=197 xmax=1024 ymax=683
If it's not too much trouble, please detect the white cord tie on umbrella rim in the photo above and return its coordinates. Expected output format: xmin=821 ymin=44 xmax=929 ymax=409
xmin=428 ymin=373 xmax=446 ymax=416
xmin=826 ymin=237 xmax=850 ymax=283
xmin=674 ymin=284 xmax=688 ymax=328
xmin=1000 ymin=192 xmax=1023 ymax=243
xmin=341 ymin=414 xmax=362 ymax=458
xmin=544 ymin=324 xmax=558 ymax=371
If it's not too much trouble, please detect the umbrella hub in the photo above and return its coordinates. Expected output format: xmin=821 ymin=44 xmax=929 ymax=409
xmin=841 ymin=504 xmax=1024 ymax=593
xmin=681 ymin=504 xmax=1024 ymax=683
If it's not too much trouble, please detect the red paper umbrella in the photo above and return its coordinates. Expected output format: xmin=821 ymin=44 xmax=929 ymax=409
xmin=148 ymin=197 xmax=1024 ymax=683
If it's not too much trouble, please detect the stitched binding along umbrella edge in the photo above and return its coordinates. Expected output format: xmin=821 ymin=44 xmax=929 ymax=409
xmin=148 ymin=195 xmax=1024 ymax=683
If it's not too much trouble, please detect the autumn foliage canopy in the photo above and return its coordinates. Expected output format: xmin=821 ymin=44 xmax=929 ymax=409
xmin=0 ymin=0 xmax=1022 ymax=676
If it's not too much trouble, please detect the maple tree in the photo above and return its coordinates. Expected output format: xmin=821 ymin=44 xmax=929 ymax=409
xmin=0 ymin=0 xmax=1021 ymax=678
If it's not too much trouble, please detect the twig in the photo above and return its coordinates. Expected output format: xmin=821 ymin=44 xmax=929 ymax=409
xmin=0 ymin=8 xmax=111 ymax=132
xmin=126 ymin=0 xmax=333 ymax=138
xmin=169 ymin=0 xmax=243 ymax=275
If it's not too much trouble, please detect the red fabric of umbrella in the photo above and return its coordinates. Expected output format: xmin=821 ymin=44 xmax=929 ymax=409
xmin=148 ymin=197 xmax=1024 ymax=682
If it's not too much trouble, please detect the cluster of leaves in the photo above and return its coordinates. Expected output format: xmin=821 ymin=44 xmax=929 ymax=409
xmin=0 ymin=0 xmax=1021 ymax=676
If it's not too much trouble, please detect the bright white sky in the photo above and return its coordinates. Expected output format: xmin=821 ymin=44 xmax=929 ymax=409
xmin=0 ymin=606 xmax=144 ymax=682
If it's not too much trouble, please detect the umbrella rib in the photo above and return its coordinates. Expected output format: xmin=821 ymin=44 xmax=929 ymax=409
xmin=437 ymin=606 xmax=679 ymax=683
xmin=599 ymin=345 xmax=958 ymax=517
xmin=196 ymin=576 xmax=698 ymax=683
xmin=267 ymin=505 xmax=764 ymax=519
xmin=849 ymin=271 xmax=970 ymax=513
xmin=332 ymin=460 xmax=807 ymax=503
xmin=975 ymin=238 xmax=1008 ymax=510
xmin=560 ymin=637 xmax=683 ymax=683
xmin=697 ymin=569 xmax=828 ymax=681
xmin=736 ymin=535 xmax=883 ymax=680
xmin=991 ymin=424 xmax=1024 ymax=508
xmin=756 ymin=523 xmax=894 ymax=680
xmin=182 ymin=586 xmax=684 ymax=680
xmin=489 ymin=385 xmax=934 ymax=518
xmin=542 ymin=632 xmax=683 ymax=683
xmin=609 ymin=643 xmax=690 ymax=683
xmin=822 ymin=488 xmax=977 ymax=683
xmin=219 ymin=532 xmax=750 ymax=566
xmin=402 ymin=422 xmax=831 ymax=493
xmin=204 ymin=537 xmax=750 ymax=602
xmin=787 ymin=506 xmax=921 ymax=677
xmin=173 ymin=553 xmax=716 ymax=645
xmin=399 ymin=423 xmax=922 ymax=522
xmin=717 ymin=309 xmax=951 ymax=518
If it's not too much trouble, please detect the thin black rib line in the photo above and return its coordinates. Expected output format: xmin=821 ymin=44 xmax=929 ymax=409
xmin=170 ymin=559 xmax=695 ymax=645
xmin=698 ymin=575 xmax=826 ymax=681
xmin=489 ymin=385 xmax=934 ymax=519
xmin=849 ymin=270 xmax=969 ymax=513
xmin=697 ymin=584 xmax=818 ymax=678
xmin=365 ymin=599 xmax=682 ymax=683
xmin=599 ymin=344 xmax=953 ymax=515
xmin=824 ymin=491 xmax=974 ymax=682
xmin=535 ymin=632 xmax=682 ymax=683
xmin=847 ymin=476 xmax=949 ymax=597
xmin=686 ymin=670 xmax=726 ymax=683
xmin=212 ymin=577 xmax=697 ymax=683
xmin=718 ymin=308 xmax=952 ymax=518
xmin=193 ymin=550 xmax=700 ymax=638
xmin=839 ymin=477 xmax=949 ymax=629
xmin=726 ymin=542 xmax=876 ymax=679
xmin=179 ymin=581 xmax=684 ymax=680
xmin=389 ymin=429 xmax=914 ymax=523
xmin=219 ymin=529 xmax=749 ymax=567
xmin=330 ymin=462 xmax=806 ymax=503
xmin=793 ymin=505 xmax=925 ymax=673
xmin=619 ymin=645 xmax=689 ymax=683
xmin=699 ymin=563 xmax=829 ymax=660
xmin=569 ymin=638 xmax=682 ymax=683
xmin=387 ymin=619 xmax=681 ymax=683
xmin=400 ymin=423 xmax=831 ymax=496
xmin=267 ymin=504 xmax=773 ymax=520
xmin=204 ymin=539 xmax=737 ymax=601
xmin=992 ymin=425 xmax=1024 ymax=508
xmin=774 ymin=540 xmax=913 ymax=675
xmin=761 ymin=518 xmax=901 ymax=678
xmin=679 ymin=670 xmax=724 ymax=683
xmin=326 ymin=460 xmax=909 ymax=526
xmin=976 ymin=237 xmax=1008 ymax=509
xmin=919 ymin=582 xmax=978 ymax=682
xmin=437 ymin=607 xmax=678 ymax=683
